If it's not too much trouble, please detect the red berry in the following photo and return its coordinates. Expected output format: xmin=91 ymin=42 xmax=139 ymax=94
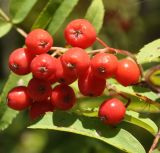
xmin=55 ymin=58 xmax=77 ymax=84
xmin=29 ymin=99 xmax=54 ymax=120
xmin=25 ymin=29 xmax=53 ymax=55
xmin=48 ymin=73 xmax=58 ymax=84
xmin=115 ymin=59 xmax=140 ymax=86
xmin=8 ymin=48 xmax=33 ymax=75
xmin=91 ymin=53 xmax=118 ymax=79
xmin=7 ymin=86 xmax=32 ymax=110
xmin=51 ymin=84 xmax=76 ymax=110
xmin=30 ymin=54 xmax=57 ymax=79
xmin=61 ymin=47 xmax=90 ymax=77
xmin=98 ymin=98 xmax=126 ymax=125
xmin=78 ymin=67 xmax=106 ymax=97
xmin=27 ymin=78 xmax=52 ymax=101
xmin=64 ymin=19 xmax=96 ymax=49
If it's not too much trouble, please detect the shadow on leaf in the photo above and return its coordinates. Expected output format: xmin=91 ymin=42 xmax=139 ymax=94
xmin=52 ymin=111 xmax=77 ymax=127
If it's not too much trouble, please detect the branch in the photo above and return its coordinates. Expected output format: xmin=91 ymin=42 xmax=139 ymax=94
xmin=148 ymin=129 xmax=160 ymax=153
xmin=106 ymin=83 xmax=131 ymax=108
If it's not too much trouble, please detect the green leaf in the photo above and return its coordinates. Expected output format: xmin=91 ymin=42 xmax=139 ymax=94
xmin=47 ymin=0 xmax=79 ymax=35
xmin=124 ymin=110 xmax=158 ymax=136
xmin=112 ymin=83 xmax=160 ymax=113
xmin=73 ymin=95 xmax=107 ymax=117
xmin=136 ymin=39 xmax=160 ymax=64
xmin=29 ymin=112 xmax=146 ymax=153
xmin=0 ymin=73 xmax=31 ymax=131
xmin=32 ymin=0 xmax=63 ymax=29
xmin=0 ymin=19 xmax=12 ymax=38
xmin=85 ymin=0 xmax=105 ymax=33
xmin=9 ymin=0 xmax=38 ymax=23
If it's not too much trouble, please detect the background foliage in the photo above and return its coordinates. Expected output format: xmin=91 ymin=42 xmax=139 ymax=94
xmin=0 ymin=0 xmax=160 ymax=153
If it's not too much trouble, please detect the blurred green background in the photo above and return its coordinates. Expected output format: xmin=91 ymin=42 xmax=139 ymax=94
xmin=0 ymin=0 xmax=160 ymax=153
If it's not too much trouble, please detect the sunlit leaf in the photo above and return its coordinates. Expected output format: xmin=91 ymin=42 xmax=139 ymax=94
xmin=29 ymin=112 xmax=146 ymax=153
xmin=85 ymin=0 xmax=105 ymax=33
xmin=112 ymin=83 xmax=160 ymax=113
xmin=47 ymin=0 xmax=79 ymax=35
xmin=9 ymin=0 xmax=38 ymax=23
xmin=0 ymin=19 xmax=12 ymax=38
xmin=124 ymin=110 xmax=158 ymax=136
xmin=136 ymin=39 xmax=160 ymax=64
xmin=32 ymin=0 xmax=63 ymax=29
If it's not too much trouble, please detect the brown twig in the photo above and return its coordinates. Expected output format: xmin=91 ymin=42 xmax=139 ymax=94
xmin=88 ymin=48 xmax=114 ymax=54
xmin=106 ymin=83 xmax=131 ymax=108
xmin=96 ymin=37 xmax=109 ymax=48
xmin=148 ymin=128 xmax=160 ymax=153
xmin=96 ymin=37 xmax=134 ymax=57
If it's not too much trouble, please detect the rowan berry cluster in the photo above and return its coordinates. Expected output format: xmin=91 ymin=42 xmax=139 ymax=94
xmin=7 ymin=19 xmax=140 ymax=125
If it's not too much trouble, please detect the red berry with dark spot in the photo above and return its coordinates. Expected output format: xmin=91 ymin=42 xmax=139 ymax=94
xmin=8 ymin=48 xmax=33 ymax=75
xmin=29 ymin=99 xmax=54 ymax=120
xmin=91 ymin=53 xmax=118 ymax=79
xmin=30 ymin=54 xmax=57 ymax=79
xmin=64 ymin=19 xmax=96 ymax=49
xmin=51 ymin=84 xmax=76 ymax=110
xmin=61 ymin=47 xmax=90 ymax=77
xmin=27 ymin=78 xmax=52 ymax=101
xmin=78 ymin=67 xmax=106 ymax=97
xmin=115 ymin=59 xmax=140 ymax=86
xmin=55 ymin=58 xmax=77 ymax=84
xmin=98 ymin=98 xmax=126 ymax=125
xmin=25 ymin=29 xmax=53 ymax=55
xmin=7 ymin=86 xmax=32 ymax=110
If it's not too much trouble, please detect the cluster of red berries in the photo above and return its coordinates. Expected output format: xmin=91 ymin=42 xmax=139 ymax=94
xmin=7 ymin=19 xmax=140 ymax=125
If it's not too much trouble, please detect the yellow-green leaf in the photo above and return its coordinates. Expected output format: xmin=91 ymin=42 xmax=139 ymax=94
xmin=85 ymin=0 xmax=105 ymax=33
xmin=0 ymin=19 xmax=12 ymax=38
xmin=47 ymin=0 xmax=79 ymax=35
xmin=9 ymin=0 xmax=38 ymax=23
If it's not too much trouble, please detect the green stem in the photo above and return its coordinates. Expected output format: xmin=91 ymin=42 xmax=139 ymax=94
xmin=15 ymin=26 xmax=27 ymax=38
xmin=0 ymin=8 xmax=10 ymax=21
xmin=0 ymin=8 xmax=27 ymax=38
